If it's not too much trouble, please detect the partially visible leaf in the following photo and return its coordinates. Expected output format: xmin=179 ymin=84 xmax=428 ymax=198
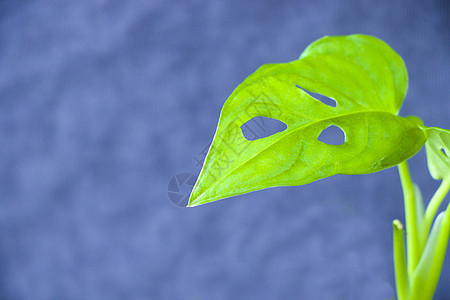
xmin=188 ymin=35 xmax=426 ymax=207
xmin=424 ymin=127 xmax=450 ymax=181
xmin=421 ymin=127 xmax=450 ymax=256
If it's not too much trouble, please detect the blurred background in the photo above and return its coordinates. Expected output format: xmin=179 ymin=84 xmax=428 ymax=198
xmin=0 ymin=0 xmax=449 ymax=299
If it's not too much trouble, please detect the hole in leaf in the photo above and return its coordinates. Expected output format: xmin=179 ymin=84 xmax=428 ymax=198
xmin=296 ymin=85 xmax=336 ymax=107
xmin=441 ymin=148 xmax=448 ymax=158
xmin=318 ymin=125 xmax=345 ymax=145
xmin=241 ymin=116 xmax=287 ymax=141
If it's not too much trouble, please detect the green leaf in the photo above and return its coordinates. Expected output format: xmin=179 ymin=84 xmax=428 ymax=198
xmin=424 ymin=127 xmax=450 ymax=181
xmin=188 ymin=34 xmax=426 ymax=207
xmin=421 ymin=127 xmax=450 ymax=256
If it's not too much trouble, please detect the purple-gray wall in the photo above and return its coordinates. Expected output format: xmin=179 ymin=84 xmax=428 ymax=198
xmin=0 ymin=1 xmax=449 ymax=299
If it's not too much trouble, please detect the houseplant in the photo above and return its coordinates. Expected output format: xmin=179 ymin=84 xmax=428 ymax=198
xmin=187 ymin=34 xmax=450 ymax=300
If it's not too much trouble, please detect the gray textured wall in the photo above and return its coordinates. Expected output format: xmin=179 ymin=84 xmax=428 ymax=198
xmin=0 ymin=0 xmax=449 ymax=299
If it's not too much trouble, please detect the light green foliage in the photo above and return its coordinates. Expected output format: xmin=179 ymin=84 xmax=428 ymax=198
xmin=424 ymin=127 xmax=450 ymax=181
xmin=403 ymin=128 xmax=450 ymax=300
xmin=422 ymin=129 xmax=450 ymax=240
xmin=394 ymin=129 xmax=450 ymax=300
xmin=188 ymin=35 xmax=426 ymax=207
xmin=187 ymin=34 xmax=450 ymax=300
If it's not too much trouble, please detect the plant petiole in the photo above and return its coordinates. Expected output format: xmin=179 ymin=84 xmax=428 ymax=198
xmin=398 ymin=161 xmax=420 ymax=276
xmin=421 ymin=178 xmax=450 ymax=253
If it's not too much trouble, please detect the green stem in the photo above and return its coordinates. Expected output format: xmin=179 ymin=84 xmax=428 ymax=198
xmin=410 ymin=208 xmax=450 ymax=300
xmin=393 ymin=219 xmax=408 ymax=300
xmin=421 ymin=178 xmax=450 ymax=252
xmin=398 ymin=161 xmax=420 ymax=277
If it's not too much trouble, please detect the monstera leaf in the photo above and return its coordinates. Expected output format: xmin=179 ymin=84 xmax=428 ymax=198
xmin=188 ymin=34 xmax=427 ymax=207
xmin=424 ymin=127 xmax=450 ymax=181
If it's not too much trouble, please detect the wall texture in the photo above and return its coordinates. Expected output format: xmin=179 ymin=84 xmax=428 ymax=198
xmin=0 ymin=0 xmax=449 ymax=299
